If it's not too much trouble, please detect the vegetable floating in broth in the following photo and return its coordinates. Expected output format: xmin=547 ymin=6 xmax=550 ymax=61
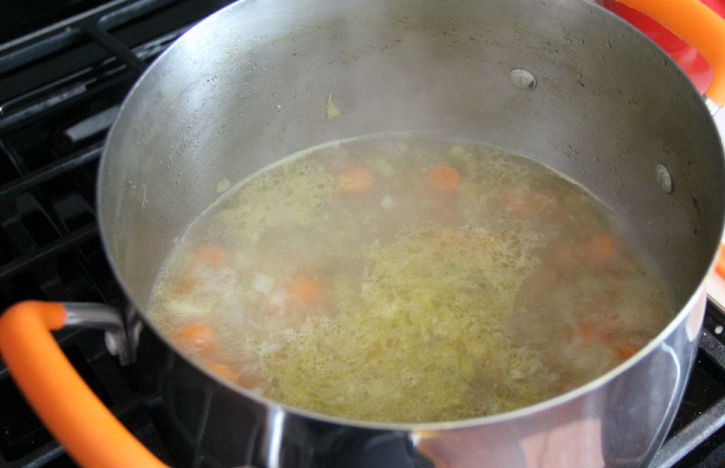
xmin=149 ymin=134 xmax=674 ymax=423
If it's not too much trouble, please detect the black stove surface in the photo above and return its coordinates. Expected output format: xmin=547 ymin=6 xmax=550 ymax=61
xmin=1 ymin=1 xmax=725 ymax=467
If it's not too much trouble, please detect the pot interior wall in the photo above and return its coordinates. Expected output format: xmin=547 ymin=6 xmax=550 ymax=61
xmin=100 ymin=0 xmax=725 ymax=311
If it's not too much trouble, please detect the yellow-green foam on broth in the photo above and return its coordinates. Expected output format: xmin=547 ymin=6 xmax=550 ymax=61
xmin=148 ymin=134 xmax=674 ymax=423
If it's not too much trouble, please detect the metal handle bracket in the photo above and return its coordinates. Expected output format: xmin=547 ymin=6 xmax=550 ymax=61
xmin=63 ymin=302 xmax=139 ymax=365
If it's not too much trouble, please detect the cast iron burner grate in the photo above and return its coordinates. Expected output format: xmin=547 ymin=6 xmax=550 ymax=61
xmin=1 ymin=1 xmax=725 ymax=467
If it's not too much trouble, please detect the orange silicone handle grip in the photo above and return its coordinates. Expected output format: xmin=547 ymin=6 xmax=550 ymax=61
xmin=615 ymin=0 xmax=725 ymax=107
xmin=716 ymin=242 xmax=725 ymax=279
xmin=0 ymin=301 xmax=169 ymax=468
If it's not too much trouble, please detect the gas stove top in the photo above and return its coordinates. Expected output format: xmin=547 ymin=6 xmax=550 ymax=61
xmin=1 ymin=1 xmax=725 ymax=467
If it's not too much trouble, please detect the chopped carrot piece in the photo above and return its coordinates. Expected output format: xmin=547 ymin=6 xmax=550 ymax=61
xmin=716 ymin=243 xmax=725 ymax=279
xmin=174 ymin=323 xmax=215 ymax=353
xmin=590 ymin=234 xmax=615 ymax=262
xmin=339 ymin=167 xmax=373 ymax=192
xmin=616 ymin=343 xmax=639 ymax=362
xmin=577 ymin=319 xmax=613 ymax=344
xmin=577 ymin=320 xmax=598 ymax=341
xmin=195 ymin=245 xmax=224 ymax=264
xmin=428 ymin=166 xmax=460 ymax=192
xmin=288 ymin=277 xmax=324 ymax=306
xmin=207 ymin=363 xmax=239 ymax=384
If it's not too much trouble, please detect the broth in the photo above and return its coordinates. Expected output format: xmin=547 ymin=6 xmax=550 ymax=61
xmin=148 ymin=134 xmax=674 ymax=423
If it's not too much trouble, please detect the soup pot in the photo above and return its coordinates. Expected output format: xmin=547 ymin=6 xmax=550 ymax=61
xmin=1 ymin=0 xmax=725 ymax=467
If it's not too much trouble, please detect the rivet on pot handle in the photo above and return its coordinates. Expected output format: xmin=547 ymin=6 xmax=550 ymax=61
xmin=0 ymin=301 xmax=169 ymax=468
xmin=615 ymin=0 xmax=725 ymax=112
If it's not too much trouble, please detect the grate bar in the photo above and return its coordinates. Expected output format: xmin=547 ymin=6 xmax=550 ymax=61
xmin=97 ymin=0 xmax=181 ymax=31
xmin=9 ymin=443 xmax=64 ymax=468
xmin=648 ymin=392 xmax=725 ymax=468
xmin=0 ymin=144 xmax=102 ymax=200
xmin=0 ymin=71 xmax=136 ymax=131
xmin=2 ymin=392 xmax=162 ymax=468
xmin=0 ymin=139 xmax=26 ymax=177
xmin=0 ymin=84 xmax=87 ymax=129
xmin=701 ymin=329 xmax=725 ymax=369
xmin=647 ymin=326 xmax=725 ymax=468
xmin=81 ymin=27 xmax=147 ymax=74
xmin=0 ymin=0 xmax=177 ymax=58
xmin=0 ymin=224 xmax=99 ymax=282
xmin=0 ymin=29 xmax=82 ymax=76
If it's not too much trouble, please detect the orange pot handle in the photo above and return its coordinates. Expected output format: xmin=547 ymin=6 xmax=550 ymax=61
xmin=716 ymin=242 xmax=725 ymax=279
xmin=615 ymin=0 xmax=725 ymax=108
xmin=0 ymin=301 xmax=169 ymax=468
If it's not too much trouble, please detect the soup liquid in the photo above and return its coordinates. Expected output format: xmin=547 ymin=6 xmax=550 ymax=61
xmin=149 ymin=134 xmax=674 ymax=423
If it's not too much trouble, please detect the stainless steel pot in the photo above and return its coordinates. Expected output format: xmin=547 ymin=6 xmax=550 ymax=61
xmin=2 ymin=0 xmax=725 ymax=467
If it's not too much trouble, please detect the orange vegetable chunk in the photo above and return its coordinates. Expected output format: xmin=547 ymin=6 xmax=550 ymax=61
xmin=577 ymin=320 xmax=598 ymax=342
xmin=427 ymin=166 xmax=460 ymax=192
xmin=288 ymin=277 xmax=324 ymax=306
xmin=616 ymin=344 xmax=640 ymax=362
xmin=174 ymin=323 xmax=215 ymax=353
xmin=339 ymin=167 xmax=373 ymax=192
xmin=207 ymin=363 xmax=239 ymax=384
xmin=591 ymin=234 xmax=615 ymax=262
xmin=577 ymin=318 xmax=613 ymax=344
xmin=195 ymin=245 xmax=224 ymax=264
